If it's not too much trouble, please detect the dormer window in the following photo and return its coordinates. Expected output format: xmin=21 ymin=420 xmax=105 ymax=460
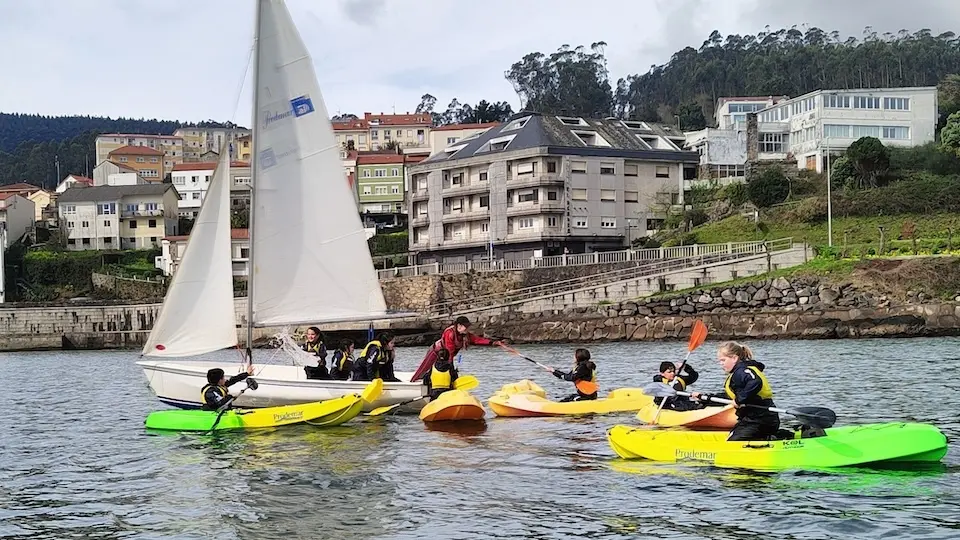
xmin=557 ymin=116 xmax=588 ymax=127
xmin=475 ymin=134 xmax=517 ymax=154
xmin=572 ymin=130 xmax=609 ymax=147
xmin=622 ymin=120 xmax=650 ymax=130
xmin=502 ymin=117 xmax=530 ymax=131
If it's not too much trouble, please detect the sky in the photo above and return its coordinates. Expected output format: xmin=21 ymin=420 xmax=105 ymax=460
xmin=1 ymin=0 xmax=958 ymax=126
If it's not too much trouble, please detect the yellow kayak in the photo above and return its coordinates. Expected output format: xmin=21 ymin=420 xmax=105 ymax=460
xmin=636 ymin=404 xmax=738 ymax=429
xmin=419 ymin=389 xmax=486 ymax=422
xmin=488 ymin=388 xmax=652 ymax=417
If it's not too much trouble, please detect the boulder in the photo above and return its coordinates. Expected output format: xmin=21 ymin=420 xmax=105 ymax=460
xmin=772 ymin=277 xmax=791 ymax=290
xmin=819 ymin=288 xmax=841 ymax=305
xmin=753 ymin=288 xmax=769 ymax=301
xmin=735 ymin=290 xmax=751 ymax=303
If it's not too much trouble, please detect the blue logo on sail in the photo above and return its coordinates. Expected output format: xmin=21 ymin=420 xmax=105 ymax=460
xmin=290 ymin=95 xmax=315 ymax=117
xmin=260 ymin=148 xmax=277 ymax=170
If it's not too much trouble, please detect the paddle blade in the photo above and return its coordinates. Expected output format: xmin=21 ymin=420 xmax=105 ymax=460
xmin=575 ymin=380 xmax=599 ymax=395
xmin=688 ymin=320 xmax=708 ymax=351
xmin=453 ymin=375 xmax=479 ymax=391
xmin=368 ymin=403 xmax=402 ymax=416
xmin=361 ymin=378 xmax=384 ymax=403
xmin=642 ymin=382 xmax=677 ymax=398
xmin=790 ymin=407 xmax=837 ymax=429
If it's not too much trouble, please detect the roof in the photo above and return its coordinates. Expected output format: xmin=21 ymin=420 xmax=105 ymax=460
xmin=332 ymin=119 xmax=369 ymax=131
xmin=98 ymin=133 xmax=183 ymax=139
xmin=431 ymin=122 xmax=500 ymax=132
xmin=64 ymin=175 xmax=94 ymax=185
xmin=0 ymin=182 xmax=42 ymax=192
xmin=356 ymin=153 xmax=406 ymax=165
xmin=57 ymin=183 xmax=177 ymax=203
xmin=112 ymin=162 xmax=139 ymax=173
xmin=165 ymin=228 xmax=248 ymax=242
xmin=404 ymin=154 xmax=428 ymax=164
xmin=172 ymin=161 xmax=250 ymax=171
xmin=108 ymin=145 xmax=164 ymax=156
xmin=416 ymin=112 xmax=699 ymax=166
xmin=364 ymin=112 xmax=432 ymax=126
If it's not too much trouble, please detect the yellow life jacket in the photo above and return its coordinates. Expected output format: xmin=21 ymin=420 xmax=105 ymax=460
xmin=335 ymin=351 xmax=352 ymax=370
xmin=359 ymin=340 xmax=381 ymax=360
xmin=724 ymin=365 xmax=773 ymax=400
xmin=673 ymin=376 xmax=686 ymax=391
xmin=304 ymin=341 xmax=323 ymax=355
xmin=430 ymin=365 xmax=452 ymax=390
xmin=201 ymin=384 xmax=227 ymax=406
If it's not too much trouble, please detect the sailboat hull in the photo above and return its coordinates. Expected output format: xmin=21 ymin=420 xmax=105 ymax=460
xmin=138 ymin=360 xmax=427 ymax=413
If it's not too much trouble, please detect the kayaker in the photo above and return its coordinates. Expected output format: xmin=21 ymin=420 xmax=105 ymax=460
xmin=691 ymin=341 xmax=780 ymax=441
xmin=553 ymin=348 xmax=598 ymax=402
xmin=329 ymin=339 xmax=355 ymax=381
xmin=354 ymin=332 xmax=401 ymax=382
xmin=423 ymin=349 xmax=459 ymax=400
xmin=410 ymin=316 xmax=504 ymax=382
xmin=653 ymin=361 xmax=704 ymax=411
xmin=302 ymin=326 xmax=329 ymax=379
xmin=201 ymin=366 xmax=253 ymax=411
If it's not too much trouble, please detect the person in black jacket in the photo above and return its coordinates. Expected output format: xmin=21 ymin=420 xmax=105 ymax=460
xmin=201 ymin=366 xmax=252 ymax=411
xmin=553 ymin=348 xmax=597 ymax=402
xmin=328 ymin=339 xmax=356 ymax=380
xmin=423 ymin=349 xmax=459 ymax=400
xmin=692 ymin=341 xmax=779 ymax=441
xmin=302 ymin=326 xmax=329 ymax=379
xmin=653 ymin=361 xmax=703 ymax=411
xmin=353 ymin=332 xmax=400 ymax=382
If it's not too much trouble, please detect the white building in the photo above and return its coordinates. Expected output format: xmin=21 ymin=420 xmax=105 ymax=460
xmin=155 ymin=228 xmax=249 ymax=277
xmin=56 ymin=175 xmax=94 ymax=194
xmin=714 ymin=96 xmax=788 ymax=131
xmin=92 ymin=161 xmax=145 ymax=186
xmin=170 ymin=161 xmax=252 ymax=218
xmin=57 ymin=184 xmax=180 ymax=251
xmin=0 ymin=194 xmax=36 ymax=245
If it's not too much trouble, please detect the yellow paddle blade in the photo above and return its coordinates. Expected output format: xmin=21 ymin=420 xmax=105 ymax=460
xmin=453 ymin=375 xmax=479 ymax=391
xmin=368 ymin=403 xmax=401 ymax=416
xmin=361 ymin=378 xmax=384 ymax=403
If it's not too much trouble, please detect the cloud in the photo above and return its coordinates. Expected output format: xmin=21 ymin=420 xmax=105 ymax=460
xmin=340 ymin=0 xmax=386 ymax=27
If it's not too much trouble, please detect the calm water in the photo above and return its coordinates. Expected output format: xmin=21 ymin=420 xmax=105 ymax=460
xmin=0 ymin=338 xmax=958 ymax=540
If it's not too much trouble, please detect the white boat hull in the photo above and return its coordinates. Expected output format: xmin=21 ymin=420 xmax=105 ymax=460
xmin=138 ymin=360 xmax=427 ymax=413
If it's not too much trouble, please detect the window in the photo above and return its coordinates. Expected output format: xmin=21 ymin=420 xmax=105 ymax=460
xmin=518 ymin=189 xmax=538 ymax=203
xmin=647 ymin=218 xmax=665 ymax=230
xmin=624 ymin=191 xmax=639 ymax=203
xmin=192 ymin=176 xmax=199 ymax=183
xmin=547 ymin=161 xmax=557 ymax=173
xmin=391 ymin=168 xmax=399 ymax=177
xmin=126 ymin=204 xmax=138 ymax=212
xmin=517 ymin=162 xmax=535 ymax=175
xmin=479 ymin=195 xmax=489 ymax=208
xmin=446 ymin=137 xmax=458 ymax=145
xmin=103 ymin=220 xmax=110 ymax=227
xmin=601 ymin=218 xmax=616 ymax=228
xmin=824 ymin=94 xmax=851 ymax=108
xmin=481 ymin=222 xmax=490 ymax=232
xmin=407 ymin=130 xmax=413 ymax=138
xmin=371 ymin=130 xmax=378 ymax=140
xmin=192 ymin=193 xmax=201 ymax=200
xmin=571 ymin=188 xmax=587 ymax=200
xmin=502 ymin=117 xmax=529 ymax=131
xmin=852 ymin=125 xmax=881 ymax=138
xmin=67 ymin=221 xmax=75 ymax=228
xmin=396 ymin=130 xmax=402 ymax=137
xmin=63 ymin=205 xmax=76 ymax=213
xmin=375 ymin=186 xmax=389 ymax=195
xmin=517 ymin=218 xmax=534 ymax=229
xmin=759 ymin=133 xmax=786 ymax=153
xmin=571 ymin=161 xmax=587 ymax=174
xmin=824 ymin=124 xmax=850 ymax=138
xmin=97 ymin=203 xmax=116 ymax=215
xmin=655 ymin=166 xmax=670 ymax=178
xmin=363 ymin=186 xmax=371 ymax=195
xmin=573 ymin=218 xmax=588 ymax=228
xmin=547 ymin=191 xmax=558 ymax=201
xmin=359 ymin=134 xmax=367 ymax=143
xmin=374 ymin=169 xmax=386 ymax=177
xmin=853 ymin=96 xmax=881 ymax=109
xmin=883 ymin=126 xmax=910 ymax=140
xmin=572 ymin=130 xmax=609 ymax=147
xmin=136 ymin=157 xmax=145 ymax=163
xmin=81 ymin=220 xmax=89 ymax=228
xmin=150 ymin=157 xmax=159 ymax=163
xmin=104 ymin=238 xmax=112 ymax=244
xmin=146 ymin=203 xmax=158 ymax=211
xmin=149 ymin=219 xmax=157 ymax=228
xmin=150 ymin=236 xmax=157 ymax=243
xmin=600 ymin=163 xmax=615 ymax=175
xmin=452 ymin=173 xmax=464 ymax=185
xmin=600 ymin=189 xmax=616 ymax=201
xmin=624 ymin=163 xmax=639 ymax=177
xmin=82 ymin=238 xmax=90 ymax=245
xmin=884 ymin=97 xmax=910 ymax=111
xmin=119 ymin=157 xmax=127 ymax=162
xmin=129 ymin=220 xmax=137 ymax=229
xmin=128 ymin=237 xmax=135 ymax=244
xmin=67 ymin=239 xmax=75 ymax=245
xmin=710 ymin=165 xmax=745 ymax=179
xmin=362 ymin=169 xmax=371 ymax=177
xmin=479 ymin=172 xmax=488 ymax=181
xmin=557 ymin=116 xmax=588 ymax=126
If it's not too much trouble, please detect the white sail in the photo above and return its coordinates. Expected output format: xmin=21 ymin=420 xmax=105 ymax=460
xmin=250 ymin=0 xmax=391 ymax=327
xmin=142 ymin=150 xmax=237 ymax=356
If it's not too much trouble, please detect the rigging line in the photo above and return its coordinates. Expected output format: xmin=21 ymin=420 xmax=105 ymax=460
xmin=230 ymin=40 xmax=256 ymax=126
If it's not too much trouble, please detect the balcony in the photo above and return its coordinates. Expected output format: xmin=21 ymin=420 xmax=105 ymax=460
xmin=506 ymin=200 xmax=564 ymax=216
xmin=441 ymin=208 xmax=489 ymax=224
xmin=411 ymin=215 xmax=429 ymax=226
xmin=411 ymin=190 xmax=430 ymax=202
xmin=121 ymin=208 xmax=164 ymax=218
xmin=441 ymin=182 xmax=489 ymax=197
xmin=509 ymin=173 xmax=564 ymax=189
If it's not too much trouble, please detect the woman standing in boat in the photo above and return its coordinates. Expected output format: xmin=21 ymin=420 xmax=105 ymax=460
xmin=410 ymin=316 xmax=503 ymax=382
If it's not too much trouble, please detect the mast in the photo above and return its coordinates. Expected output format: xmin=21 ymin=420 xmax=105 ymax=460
xmin=245 ymin=0 xmax=262 ymax=365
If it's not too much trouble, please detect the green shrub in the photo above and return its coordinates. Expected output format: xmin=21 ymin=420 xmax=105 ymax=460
xmin=747 ymin=167 xmax=789 ymax=208
xmin=888 ymin=142 xmax=960 ymax=176
xmin=367 ymin=231 xmax=409 ymax=255
xmin=684 ymin=208 xmax=709 ymax=228
xmin=833 ymin=173 xmax=960 ymax=216
xmin=722 ymin=182 xmax=748 ymax=207
xmin=829 ymin=156 xmax=855 ymax=189
xmin=781 ymin=197 xmax=827 ymax=224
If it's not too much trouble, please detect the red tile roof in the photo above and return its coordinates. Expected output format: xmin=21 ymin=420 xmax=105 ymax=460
xmin=172 ymin=161 xmax=250 ymax=171
xmin=165 ymin=228 xmax=249 ymax=242
xmin=0 ymin=182 xmax=42 ymax=193
xmin=100 ymin=133 xmax=183 ymax=139
xmin=356 ymin=154 xmax=406 ymax=165
xmin=112 ymin=162 xmax=139 ymax=172
xmin=364 ymin=112 xmax=432 ymax=126
xmin=431 ymin=122 xmax=500 ymax=132
xmin=404 ymin=154 xmax=428 ymax=164
xmin=65 ymin=175 xmax=94 ymax=185
xmin=332 ymin=119 xmax=369 ymax=131
xmin=108 ymin=145 xmax=165 ymax=156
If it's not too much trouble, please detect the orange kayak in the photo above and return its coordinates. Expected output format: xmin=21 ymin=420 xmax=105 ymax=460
xmin=419 ymin=389 xmax=486 ymax=422
xmin=636 ymin=403 xmax=738 ymax=429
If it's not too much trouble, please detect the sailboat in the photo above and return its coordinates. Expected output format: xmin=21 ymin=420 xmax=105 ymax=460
xmin=137 ymin=0 xmax=425 ymax=412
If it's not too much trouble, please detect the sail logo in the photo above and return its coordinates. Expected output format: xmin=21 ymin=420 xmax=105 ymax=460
xmin=259 ymin=147 xmax=300 ymax=170
xmin=290 ymin=95 xmax=315 ymax=117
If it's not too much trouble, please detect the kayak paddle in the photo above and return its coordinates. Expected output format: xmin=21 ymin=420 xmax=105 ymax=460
xmin=367 ymin=375 xmax=479 ymax=416
xmin=205 ymin=377 xmax=259 ymax=434
xmin=641 ymin=382 xmax=838 ymax=429
xmin=498 ymin=344 xmax=599 ymax=395
xmin=648 ymin=319 xmax=708 ymax=426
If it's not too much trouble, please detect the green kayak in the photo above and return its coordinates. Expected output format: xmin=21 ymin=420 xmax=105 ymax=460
xmin=608 ymin=422 xmax=949 ymax=471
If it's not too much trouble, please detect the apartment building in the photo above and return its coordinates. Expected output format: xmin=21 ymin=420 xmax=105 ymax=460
xmin=333 ymin=118 xmax=370 ymax=151
xmin=714 ymin=96 xmax=788 ymax=130
xmin=365 ymin=112 xmax=432 ymax=153
xmin=106 ymin=146 xmax=165 ymax=182
xmin=429 ymin=122 xmax=499 ymax=156
xmin=236 ymin=134 xmax=252 ymax=161
xmin=95 ymin=134 xmax=184 ymax=175
xmin=171 ymin=161 xmax=252 ymax=217
xmin=0 ymin=194 xmax=36 ymax=245
xmin=57 ymin=184 xmax=180 ymax=250
xmin=173 ymin=127 xmax=251 ymax=161
xmin=407 ymin=113 xmax=699 ymax=263
xmin=0 ymin=183 xmax=51 ymax=222
xmin=155 ymin=228 xmax=250 ymax=277
xmin=356 ymin=153 xmax=407 ymax=228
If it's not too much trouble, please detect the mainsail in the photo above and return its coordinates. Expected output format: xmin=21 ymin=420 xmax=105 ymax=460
xmin=249 ymin=0 xmax=392 ymax=327
xmin=142 ymin=150 xmax=237 ymax=356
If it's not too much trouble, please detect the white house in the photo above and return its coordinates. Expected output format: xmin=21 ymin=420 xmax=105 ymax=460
xmin=0 ymin=194 xmax=37 ymax=245
xmin=57 ymin=184 xmax=180 ymax=251
xmin=171 ymin=161 xmax=251 ymax=217
xmin=156 ymin=228 xmax=250 ymax=277
xmin=93 ymin=161 xmax=145 ymax=186
xmin=56 ymin=175 xmax=94 ymax=194
xmin=713 ymin=96 xmax=788 ymax=131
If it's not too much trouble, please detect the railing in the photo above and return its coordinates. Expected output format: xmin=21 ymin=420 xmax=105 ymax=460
xmin=421 ymin=237 xmax=797 ymax=317
xmin=121 ymin=209 xmax=164 ymax=218
xmin=378 ymin=239 xmax=792 ymax=280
